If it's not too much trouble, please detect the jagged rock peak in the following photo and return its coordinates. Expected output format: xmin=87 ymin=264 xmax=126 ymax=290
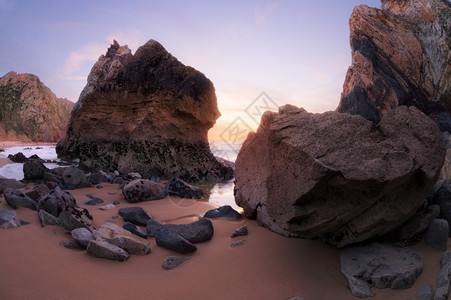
xmin=57 ymin=39 xmax=232 ymax=181
xmin=381 ymin=0 xmax=451 ymax=21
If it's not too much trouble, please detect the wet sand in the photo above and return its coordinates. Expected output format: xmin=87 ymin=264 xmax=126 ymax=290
xmin=0 ymin=181 xmax=448 ymax=300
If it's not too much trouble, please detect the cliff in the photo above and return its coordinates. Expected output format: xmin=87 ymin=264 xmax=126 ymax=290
xmin=0 ymin=72 xmax=73 ymax=142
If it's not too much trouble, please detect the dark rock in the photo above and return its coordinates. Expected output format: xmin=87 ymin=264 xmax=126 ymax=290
xmin=162 ymin=256 xmax=190 ymax=270
xmin=62 ymin=239 xmax=85 ymax=250
xmin=89 ymin=171 xmax=109 ymax=185
xmin=235 ymin=105 xmax=445 ymax=247
xmin=429 ymin=180 xmax=451 ymax=236
xmin=395 ymin=204 xmax=440 ymax=241
xmin=84 ymin=194 xmax=104 ymax=205
xmin=8 ymin=152 xmax=27 ymax=163
xmin=435 ymin=252 xmax=451 ymax=300
xmin=415 ymin=285 xmax=433 ymax=300
xmin=122 ymin=179 xmax=166 ymax=203
xmin=4 ymin=188 xmax=37 ymax=210
xmin=231 ymin=239 xmax=246 ymax=248
xmin=37 ymin=186 xmax=76 ymax=217
xmin=0 ymin=178 xmax=26 ymax=194
xmin=38 ymin=209 xmax=59 ymax=227
xmin=57 ymin=206 xmax=93 ymax=231
xmin=71 ymin=227 xmax=93 ymax=248
xmin=23 ymin=160 xmax=47 ymax=180
xmin=152 ymin=218 xmax=214 ymax=254
xmin=63 ymin=166 xmax=91 ymax=190
xmin=24 ymin=184 xmax=50 ymax=202
xmin=140 ymin=171 xmax=152 ymax=180
xmin=204 ymin=205 xmax=242 ymax=220
xmin=56 ymin=39 xmax=233 ymax=182
xmin=165 ymin=178 xmax=204 ymax=199
xmin=231 ymin=224 xmax=248 ymax=238
xmin=118 ymin=207 xmax=151 ymax=226
xmin=436 ymin=113 xmax=451 ymax=134
xmin=0 ymin=209 xmax=21 ymax=228
xmin=122 ymin=222 xmax=148 ymax=239
xmin=114 ymin=176 xmax=125 ymax=185
xmin=87 ymin=239 xmax=129 ymax=261
xmin=93 ymin=223 xmax=150 ymax=255
xmin=112 ymin=200 xmax=119 ymax=205
xmin=425 ymin=219 xmax=449 ymax=251
xmin=341 ymin=243 xmax=423 ymax=298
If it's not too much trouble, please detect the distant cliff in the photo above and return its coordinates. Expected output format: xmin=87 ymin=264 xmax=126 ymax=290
xmin=337 ymin=0 xmax=450 ymax=122
xmin=0 ymin=71 xmax=74 ymax=142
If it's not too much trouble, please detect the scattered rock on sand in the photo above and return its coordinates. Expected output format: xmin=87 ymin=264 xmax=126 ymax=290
xmin=415 ymin=285 xmax=433 ymax=300
xmin=57 ymin=206 xmax=93 ymax=231
xmin=0 ymin=178 xmax=26 ymax=194
xmin=231 ymin=224 xmax=248 ymax=238
xmin=99 ymin=204 xmax=115 ymax=210
xmin=204 ymin=205 xmax=242 ymax=220
xmin=71 ymin=227 xmax=93 ymax=248
xmin=341 ymin=243 xmax=423 ymax=298
xmin=118 ymin=206 xmax=151 ymax=226
xmin=38 ymin=209 xmax=59 ymax=227
xmin=435 ymin=252 xmax=451 ymax=300
xmin=84 ymin=194 xmax=104 ymax=205
xmin=425 ymin=219 xmax=449 ymax=251
xmin=62 ymin=239 xmax=85 ymax=250
xmin=63 ymin=166 xmax=91 ymax=190
xmin=37 ymin=186 xmax=76 ymax=217
xmin=235 ymin=105 xmax=445 ymax=247
xmin=4 ymin=188 xmax=37 ymax=210
xmin=23 ymin=184 xmax=50 ymax=202
xmin=87 ymin=239 xmax=130 ymax=262
xmin=8 ymin=152 xmax=27 ymax=163
xmin=231 ymin=240 xmax=246 ymax=248
xmin=429 ymin=179 xmax=451 ymax=236
xmin=162 ymin=256 xmax=191 ymax=270
xmin=122 ymin=179 xmax=166 ymax=203
xmin=23 ymin=160 xmax=47 ymax=180
xmin=149 ymin=218 xmax=214 ymax=254
xmin=165 ymin=178 xmax=204 ymax=199
xmin=93 ymin=223 xmax=150 ymax=255
xmin=122 ymin=222 xmax=148 ymax=239
xmin=0 ymin=209 xmax=21 ymax=228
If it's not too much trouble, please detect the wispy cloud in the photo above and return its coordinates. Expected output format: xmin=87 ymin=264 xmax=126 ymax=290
xmin=63 ymin=42 xmax=106 ymax=75
xmin=254 ymin=2 xmax=279 ymax=25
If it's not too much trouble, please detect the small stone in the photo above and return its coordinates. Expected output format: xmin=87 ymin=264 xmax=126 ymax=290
xmin=118 ymin=206 xmax=151 ymax=226
xmin=96 ymin=185 xmax=103 ymax=189
xmin=0 ymin=210 xmax=21 ymax=228
xmin=204 ymin=205 xmax=242 ymax=219
xmin=112 ymin=201 xmax=119 ymax=205
xmin=93 ymin=223 xmax=150 ymax=255
xmin=84 ymin=194 xmax=104 ymax=205
xmin=415 ymin=285 xmax=432 ymax=300
xmin=231 ymin=224 xmax=248 ymax=238
xmin=165 ymin=178 xmax=204 ymax=199
xmin=127 ymin=172 xmax=142 ymax=180
xmin=162 ymin=256 xmax=191 ymax=270
xmin=71 ymin=227 xmax=93 ymax=248
xmin=87 ymin=239 xmax=129 ymax=261
xmin=99 ymin=204 xmax=115 ymax=210
xmin=38 ymin=209 xmax=59 ymax=227
xmin=62 ymin=239 xmax=85 ymax=250
xmin=122 ymin=222 xmax=148 ymax=239
xmin=425 ymin=219 xmax=448 ymax=251
xmin=231 ymin=239 xmax=246 ymax=248
xmin=122 ymin=179 xmax=166 ymax=203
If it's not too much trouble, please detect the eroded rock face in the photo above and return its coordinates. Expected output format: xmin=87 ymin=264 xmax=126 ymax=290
xmin=234 ymin=105 xmax=445 ymax=247
xmin=56 ymin=39 xmax=232 ymax=182
xmin=337 ymin=0 xmax=451 ymax=122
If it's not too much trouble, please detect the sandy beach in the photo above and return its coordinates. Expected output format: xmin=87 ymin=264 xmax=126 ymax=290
xmin=0 ymin=180 xmax=448 ymax=300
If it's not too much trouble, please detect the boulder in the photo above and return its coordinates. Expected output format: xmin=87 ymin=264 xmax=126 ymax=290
xmin=148 ymin=218 xmax=214 ymax=254
xmin=37 ymin=186 xmax=76 ymax=217
xmin=122 ymin=179 xmax=166 ymax=203
xmin=0 ymin=209 xmax=21 ymax=228
xmin=87 ymin=239 xmax=129 ymax=262
xmin=118 ymin=206 xmax=150 ymax=226
xmin=204 ymin=205 xmax=242 ymax=219
xmin=56 ymin=39 xmax=233 ymax=182
xmin=8 ymin=152 xmax=27 ymax=163
xmin=435 ymin=252 xmax=451 ymax=300
xmin=162 ymin=256 xmax=190 ymax=270
xmin=165 ymin=178 xmax=204 ymax=199
xmin=71 ymin=227 xmax=93 ymax=248
xmin=23 ymin=160 xmax=47 ymax=180
xmin=24 ymin=184 xmax=50 ymax=202
xmin=337 ymin=1 xmax=451 ymax=122
xmin=425 ymin=219 xmax=449 ymax=251
xmin=234 ymin=105 xmax=445 ymax=247
xmin=0 ymin=178 xmax=26 ymax=194
xmin=122 ymin=222 xmax=148 ymax=239
xmin=57 ymin=206 xmax=93 ymax=231
xmin=63 ymin=166 xmax=91 ymax=190
xmin=4 ymin=188 xmax=37 ymax=210
xmin=93 ymin=223 xmax=150 ymax=255
xmin=88 ymin=171 xmax=109 ymax=185
xmin=429 ymin=180 xmax=451 ymax=236
xmin=38 ymin=209 xmax=59 ymax=227
xmin=43 ymin=167 xmax=66 ymax=188
xmin=341 ymin=243 xmax=423 ymax=298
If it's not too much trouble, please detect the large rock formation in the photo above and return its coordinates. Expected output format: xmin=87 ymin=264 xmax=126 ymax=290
xmin=337 ymin=0 xmax=450 ymax=122
xmin=56 ymin=40 xmax=232 ymax=182
xmin=0 ymin=72 xmax=73 ymax=142
xmin=234 ymin=105 xmax=444 ymax=247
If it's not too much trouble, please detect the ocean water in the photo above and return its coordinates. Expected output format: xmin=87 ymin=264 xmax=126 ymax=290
xmin=0 ymin=142 xmax=241 ymax=208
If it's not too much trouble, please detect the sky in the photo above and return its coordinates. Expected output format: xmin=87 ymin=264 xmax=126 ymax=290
xmin=0 ymin=0 xmax=381 ymax=142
